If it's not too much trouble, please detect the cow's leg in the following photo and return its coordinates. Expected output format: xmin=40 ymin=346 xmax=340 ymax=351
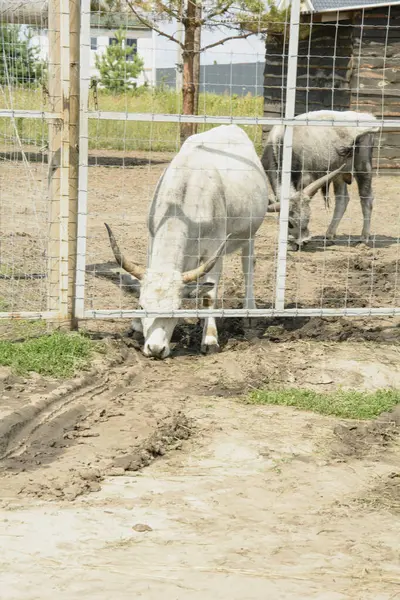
xmin=131 ymin=318 xmax=143 ymax=334
xmin=241 ymin=239 xmax=256 ymax=310
xmin=201 ymin=260 xmax=222 ymax=354
xmin=261 ymin=142 xmax=280 ymax=200
xmin=326 ymin=179 xmax=350 ymax=241
xmin=356 ymin=169 xmax=374 ymax=244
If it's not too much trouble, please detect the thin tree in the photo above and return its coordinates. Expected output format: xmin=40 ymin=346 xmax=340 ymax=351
xmin=95 ymin=29 xmax=144 ymax=93
xmin=125 ymin=0 xmax=291 ymax=141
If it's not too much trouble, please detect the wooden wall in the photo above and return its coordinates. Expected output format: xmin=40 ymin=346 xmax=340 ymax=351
xmin=263 ymin=22 xmax=353 ymax=121
xmin=263 ymin=6 xmax=400 ymax=171
xmin=351 ymin=5 xmax=400 ymax=169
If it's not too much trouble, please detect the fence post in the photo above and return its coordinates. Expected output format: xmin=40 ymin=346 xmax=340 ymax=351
xmin=75 ymin=0 xmax=90 ymax=319
xmin=274 ymin=0 xmax=301 ymax=311
xmin=47 ymin=0 xmax=79 ymax=329
xmin=69 ymin=0 xmax=80 ymax=328
xmin=47 ymin=0 xmax=62 ymax=316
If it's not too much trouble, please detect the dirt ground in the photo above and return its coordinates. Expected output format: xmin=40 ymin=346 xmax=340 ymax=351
xmin=0 ymin=150 xmax=400 ymax=598
xmin=0 ymin=338 xmax=399 ymax=599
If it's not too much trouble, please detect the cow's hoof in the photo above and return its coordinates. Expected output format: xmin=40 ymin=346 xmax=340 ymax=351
xmin=354 ymin=239 xmax=370 ymax=248
xmin=325 ymin=233 xmax=336 ymax=243
xmin=201 ymin=343 xmax=220 ymax=355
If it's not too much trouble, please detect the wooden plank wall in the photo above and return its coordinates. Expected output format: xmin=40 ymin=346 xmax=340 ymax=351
xmin=263 ymin=6 xmax=400 ymax=170
xmin=263 ymin=22 xmax=353 ymax=124
xmin=351 ymin=6 xmax=400 ymax=169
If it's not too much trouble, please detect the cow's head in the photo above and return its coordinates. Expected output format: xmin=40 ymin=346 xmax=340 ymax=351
xmin=267 ymin=164 xmax=346 ymax=248
xmin=104 ymin=224 xmax=229 ymax=359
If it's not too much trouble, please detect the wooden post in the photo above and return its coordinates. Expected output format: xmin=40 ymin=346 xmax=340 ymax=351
xmin=47 ymin=0 xmax=79 ymax=329
xmin=47 ymin=0 xmax=62 ymax=316
xmin=69 ymin=0 xmax=80 ymax=329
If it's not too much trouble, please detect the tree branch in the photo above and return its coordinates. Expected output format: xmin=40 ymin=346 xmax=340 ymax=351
xmin=201 ymin=30 xmax=256 ymax=52
xmin=153 ymin=0 xmax=180 ymax=21
xmin=126 ymin=0 xmax=184 ymax=47
xmin=204 ymin=1 xmax=236 ymax=22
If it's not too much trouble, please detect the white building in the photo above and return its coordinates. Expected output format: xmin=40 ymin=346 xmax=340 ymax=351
xmin=34 ymin=13 xmax=155 ymax=87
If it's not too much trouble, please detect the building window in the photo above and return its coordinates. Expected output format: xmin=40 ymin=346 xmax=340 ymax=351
xmin=109 ymin=37 xmax=118 ymax=46
xmin=90 ymin=37 xmax=97 ymax=50
xmin=126 ymin=38 xmax=137 ymax=60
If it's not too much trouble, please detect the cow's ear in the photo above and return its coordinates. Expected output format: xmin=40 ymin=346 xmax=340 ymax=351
xmin=183 ymin=281 xmax=215 ymax=299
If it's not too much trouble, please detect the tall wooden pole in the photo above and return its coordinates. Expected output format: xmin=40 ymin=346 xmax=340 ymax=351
xmin=47 ymin=0 xmax=79 ymax=329
xmin=47 ymin=0 xmax=62 ymax=316
xmin=69 ymin=0 xmax=80 ymax=328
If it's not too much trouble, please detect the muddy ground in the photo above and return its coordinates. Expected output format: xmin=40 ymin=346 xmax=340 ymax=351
xmin=0 ymin=338 xmax=399 ymax=598
xmin=0 ymin=150 xmax=400 ymax=598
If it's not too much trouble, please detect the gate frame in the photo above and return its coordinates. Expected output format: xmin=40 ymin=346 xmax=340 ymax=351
xmin=75 ymin=0 xmax=400 ymax=321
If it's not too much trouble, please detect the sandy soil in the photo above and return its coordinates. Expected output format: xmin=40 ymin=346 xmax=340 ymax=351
xmin=0 ymin=339 xmax=399 ymax=599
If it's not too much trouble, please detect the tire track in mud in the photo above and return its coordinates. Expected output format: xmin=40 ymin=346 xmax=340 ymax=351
xmin=2 ymin=336 xmax=399 ymax=505
xmin=0 ymin=346 xmax=129 ymax=459
xmin=0 ymin=345 xmax=193 ymax=503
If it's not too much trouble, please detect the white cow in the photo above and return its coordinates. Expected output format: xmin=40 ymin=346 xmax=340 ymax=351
xmin=105 ymin=124 xmax=269 ymax=359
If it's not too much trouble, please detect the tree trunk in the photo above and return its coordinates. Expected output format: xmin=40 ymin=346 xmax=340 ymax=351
xmin=193 ymin=3 xmax=201 ymax=118
xmin=180 ymin=0 xmax=197 ymax=143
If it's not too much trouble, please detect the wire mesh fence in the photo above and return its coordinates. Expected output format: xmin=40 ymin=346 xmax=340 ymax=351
xmin=0 ymin=0 xmax=73 ymax=342
xmin=1 ymin=0 xmax=400 ymax=347
xmin=0 ymin=1 xmax=52 ymax=326
xmin=80 ymin=0 xmax=400 ymax=331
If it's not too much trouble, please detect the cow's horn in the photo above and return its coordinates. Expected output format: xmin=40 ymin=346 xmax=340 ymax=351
xmin=182 ymin=234 xmax=232 ymax=284
xmin=267 ymin=201 xmax=281 ymax=213
xmin=296 ymin=164 xmax=347 ymax=199
xmin=104 ymin=223 xmax=145 ymax=281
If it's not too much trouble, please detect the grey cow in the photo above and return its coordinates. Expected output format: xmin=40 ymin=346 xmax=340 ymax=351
xmin=262 ymin=110 xmax=380 ymax=247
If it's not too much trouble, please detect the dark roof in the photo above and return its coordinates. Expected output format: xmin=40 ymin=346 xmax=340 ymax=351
xmin=309 ymin=0 xmax=400 ymax=12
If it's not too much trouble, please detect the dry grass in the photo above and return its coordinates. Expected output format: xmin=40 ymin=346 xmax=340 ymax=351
xmin=357 ymin=473 xmax=400 ymax=514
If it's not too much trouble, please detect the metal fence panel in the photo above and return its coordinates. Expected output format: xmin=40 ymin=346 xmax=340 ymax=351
xmin=77 ymin=0 xmax=400 ymax=325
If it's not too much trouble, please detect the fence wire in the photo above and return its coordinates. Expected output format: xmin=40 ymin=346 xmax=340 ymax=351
xmin=0 ymin=1 xmax=51 ymax=327
xmin=2 ymin=0 xmax=400 ymax=335
xmin=79 ymin=0 xmax=400 ymax=326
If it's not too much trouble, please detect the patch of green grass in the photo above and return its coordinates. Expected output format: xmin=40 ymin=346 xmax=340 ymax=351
xmin=246 ymin=388 xmax=400 ymax=420
xmin=0 ymin=332 xmax=97 ymax=377
xmin=0 ymin=88 xmax=263 ymax=153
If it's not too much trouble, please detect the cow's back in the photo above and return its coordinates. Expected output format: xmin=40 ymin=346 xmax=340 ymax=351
xmin=266 ymin=110 xmax=378 ymax=175
xmin=150 ymin=125 xmax=268 ymax=233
